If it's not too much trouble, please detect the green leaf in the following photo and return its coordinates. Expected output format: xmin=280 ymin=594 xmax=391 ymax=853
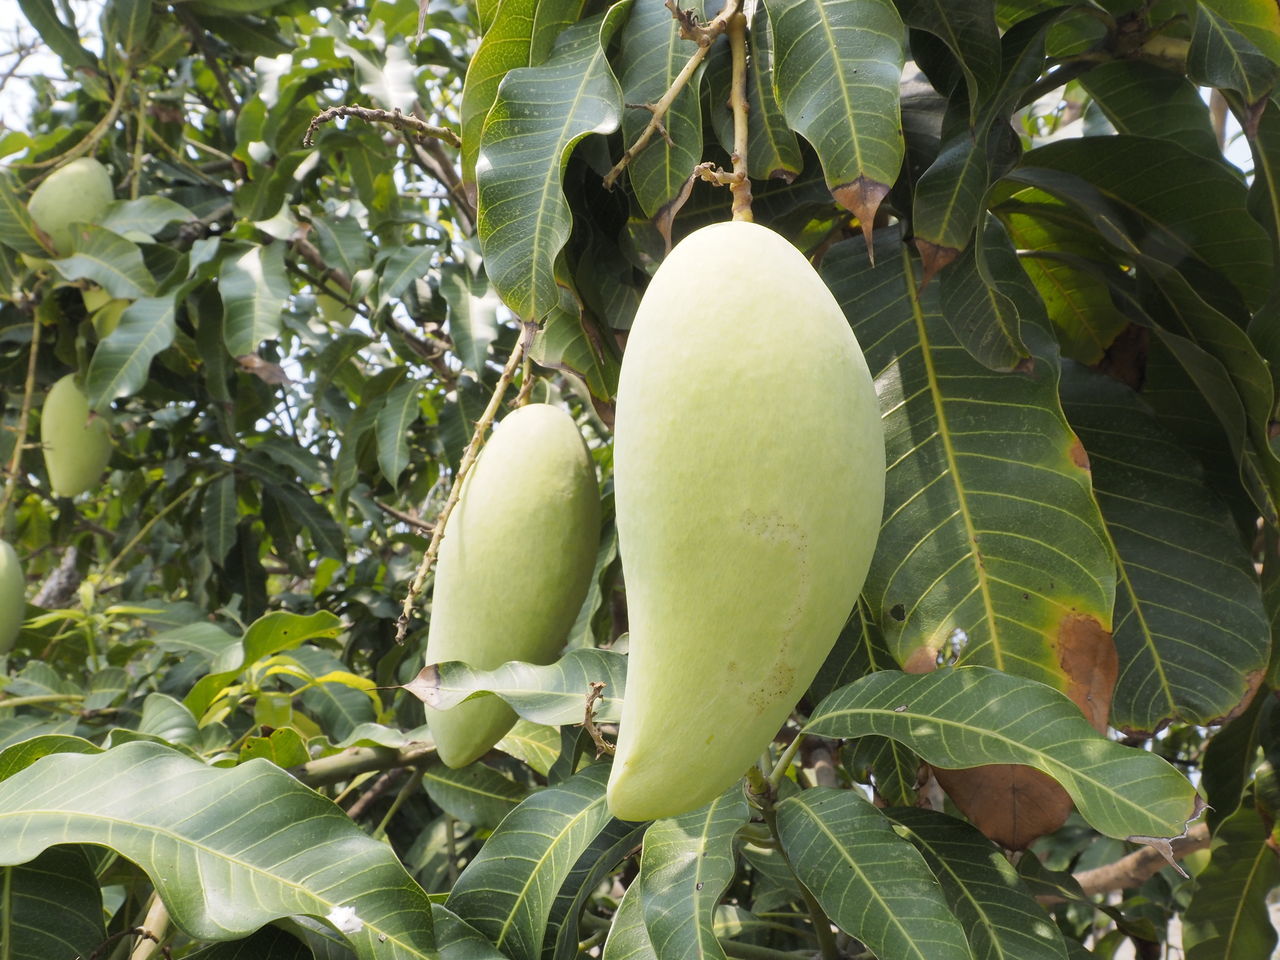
xmin=602 ymin=877 xmax=654 ymax=959
xmin=1080 ymin=60 xmax=1222 ymax=163
xmin=1191 ymin=3 xmax=1279 ymax=107
xmin=936 ymin=216 xmax=1033 ymax=372
xmin=439 ymin=263 xmax=501 ymax=373
xmin=616 ymin=0 xmax=705 ymax=218
xmin=184 ymin=610 xmax=343 ymax=718
xmin=804 ymin=667 xmax=1202 ymax=840
xmin=912 ymin=134 xmax=988 ymax=275
xmin=1184 ymin=806 xmax=1280 ymax=959
xmin=221 ymin=243 xmax=290 ymax=356
xmin=310 ymin=214 xmax=372 ymax=279
xmin=50 ymin=224 xmax=156 ymax=298
xmin=0 ymin=170 xmax=52 ymax=257
xmin=420 ymin=759 xmax=530 ymax=829
xmin=476 ymin=3 xmax=628 ymax=320
xmin=547 ymin=817 xmax=649 ymax=960
xmin=15 ymin=0 xmax=96 ymax=70
xmin=183 ymin=926 xmax=312 ymax=959
xmin=0 ymin=741 xmax=436 ymax=958
xmin=820 ymin=233 xmax=1115 ymax=695
xmin=496 ymin=719 xmax=562 ymax=775
xmin=137 ymin=692 xmax=200 ymax=745
xmin=459 ymin=0 xmax=587 ymax=186
xmin=764 ymin=0 xmax=905 ymax=226
xmin=1059 ymin=364 xmax=1269 ymax=732
xmin=433 ymin=904 xmax=508 ymax=960
xmin=0 ymin=846 xmax=105 ymax=960
xmin=376 ymin=244 xmax=436 ymax=309
xmin=84 ymin=295 xmax=176 ymax=409
xmin=447 ymin=762 xmax=614 ymax=960
xmin=404 ymin=647 xmax=627 ymax=725
xmin=0 ymin=736 xmax=100 ymax=783
xmin=107 ymin=0 xmax=152 ymax=58
xmin=264 ymin=483 xmax=346 ymax=560
xmin=202 ymin=474 xmax=239 ymax=563
xmin=776 ymin=788 xmax=971 ymax=960
xmin=896 ymin=0 xmax=1000 ymax=118
xmin=885 ymin=807 xmax=1069 ymax=960
xmin=636 ymin=789 xmax=748 ymax=960
xmin=374 ymin=377 xmax=421 ymax=485
xmin=529 ymin=285 xmax=619 ymax=400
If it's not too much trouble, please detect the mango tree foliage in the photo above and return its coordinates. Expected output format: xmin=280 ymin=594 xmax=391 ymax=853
xmin=0 ymin=0 xmax=1278 ymax=956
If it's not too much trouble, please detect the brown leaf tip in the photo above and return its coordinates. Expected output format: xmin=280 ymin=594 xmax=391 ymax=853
xmin=832 ymin=177 xmax=891 ymax=263
xmin=401 ymin=663 xmax=443 ymax=707
xmin=913 ymin=239 xmax=960 ymax=289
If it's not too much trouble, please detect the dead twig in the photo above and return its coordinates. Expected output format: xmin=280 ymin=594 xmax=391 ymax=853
xmin=303 ymin=105 xmax=461 ymax=149
xmin=583 ymin=681 xmax=616 ymax=757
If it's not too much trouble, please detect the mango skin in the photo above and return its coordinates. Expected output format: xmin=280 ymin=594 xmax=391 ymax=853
xmin=607 ymin=221 xmax=885 ymax=822
xmin=27 ymin=158 xmax=114 ymax=255
xmin=0 ymin=540 xmax=24 ymax=655
xmin=425 ymin=403 xmax=601 ymax=767
xmin=42 ymin=375 xmax=113 ymax=498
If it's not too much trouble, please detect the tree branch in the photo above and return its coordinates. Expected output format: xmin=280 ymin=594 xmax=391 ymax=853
xmin=303 ymin=105 xmax=461 ymax=149
xmin=289 ymin=742 xmax=435 ymax=788
xmin=1036 ymin=821 xmax=1212 ymax=904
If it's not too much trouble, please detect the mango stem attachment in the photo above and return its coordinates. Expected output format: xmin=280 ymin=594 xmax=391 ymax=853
xmin=727 ymin=9 xmax=752 ymax=222
xmin=396 ymin=321 xmax=535 ymax=643
xmin=602 ymin=0 xmax=742 ymax=190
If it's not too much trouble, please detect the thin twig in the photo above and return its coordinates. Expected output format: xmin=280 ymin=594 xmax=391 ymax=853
xmin=727 ymin=8 xmax=753 ymax=222
xmin=395 ymin=323 xmax=536 ymax=643
xmin=583 ymin=681 xmax=615 ymax=756
xmin=602 ymin=0 xmax=741 ymax=190
xmin=303 ymin=105 xmax=461 ymax=149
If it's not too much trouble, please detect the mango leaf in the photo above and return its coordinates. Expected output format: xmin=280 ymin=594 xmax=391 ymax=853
xmin=98 ymin=196 xmax=196 ymax=238
xmin=420 ymin=759 xmax=530 ymax=829
xmin=819 ymin=233 xmax=1114 ymax=695
xmin=704 ymin=0 xmax=802 ymax=181
xmin=529 ymin=283 xmax=619 ymax=400
xmin=221 ymin=243 xmax=290 ymax=356
xmin=203 ymin=474 xmax=239 ymax=563
xmin=0 ymin=741 xmax=436 ymax=958
xmin=182 ymin=926 xmax=312 ymax=959
xmin=476 ymin=3 xmax=629 ymax=321
xmin=776 ymin=788 xmax=971 ymax=960
xmin=405 ymin=647 xmax=627 ymax=725
xmin=447 ymin=763 xmax=614 ymax=960
xmin=459 ymin=0 xmax=587 ymax=186
xmin=602 ymin=880 xmax=654 ymax=959
xmin=439 ymin=263 xmax=501 ymax=373
xmin=1191 ymin=3 xmax=1279 ymax=109
xmin=50 ymin=224 xmax=156 ymax=298
xmin=896 ymin=0 xmax=1000 ymax=118
xmin=184 ymin=610 xmax=343 ymax=718
xmin=1183 ymin=806 xmax=1280 ymax=959
xmin=804 ymin=667 xmax=1202 ymax=840
xmin=636 ymin=789 xmax=749 ymax=960
xmin=912 ymin=134 xmax=988 ymax=279
xmin=0 ymin=170 xmax=52 ymax=257
xmin=1080 ymin=60 xmax=1221 ymax=163
xmin=936 ymin=216 xmax=1032 ymax=372
xmin=84 ymin=296 xmax=177 ymax=410
xmin=546 ymin=817 xmax=649 ymax=960
xmin=764 ymin=0 xmax=905 ymax=230
xmin=1059 ymin=364 xmax=1269 ymax=732
xmin=616 ymin=0 xmax=704 ymax=219
xmin=885 ymin=807 xmax=1069 ymax=960
xmin=0 ymin=845 xmax=105 ymax=960
xmin=432 ymin=904 xmax=508 ymax=960
xmin=15 ymin=0 xmax=96 ymax=70
xmin=374 ymin=377 xmax=421 ymax=485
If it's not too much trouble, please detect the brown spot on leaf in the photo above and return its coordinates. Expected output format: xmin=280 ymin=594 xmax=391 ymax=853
xmin=1095 ymin=323 xmax=1148 ymax=390
xmin=902 ymin=646 xmax=938 ymax=675
xmin=832 ymin=177 xmax=890 ymax=263
xmin=1209 ymin=668 xmax=1266 ymax=726
xmin=1068 ymin=437 xmax=1091 ymax=473
xmin=1014 ymin=356 xmax=1036 ymax=375
xmin=767 ymin=167 xmax=798 ymax=184
xmin=914 ymin=239 xmax=959 ymax=289
xmin=401 ymin=664 xmax=443 ymax=708
xmin=1057 ymin=613 xmax=1117 ymax=733
xmin=933 ymin=764 xmax=1074 ymax=850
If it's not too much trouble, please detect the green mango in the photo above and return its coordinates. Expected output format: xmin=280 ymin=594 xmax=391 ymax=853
xmin=608 ymin=221 xmax=885 ymax=821
xmin=424 ymin=403 xmax=601 ymax=767
xmin=41 ymin=375 xmax=113 ymax=498
xmin=27 ymin=158 xmax=114 ymax=255
xmin=0 ymin=540 xmax=24 ymax=655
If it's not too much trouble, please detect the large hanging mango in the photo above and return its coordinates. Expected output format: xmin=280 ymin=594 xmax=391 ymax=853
xmin=41 ymin=375 xmax=113 ymax=498
xmin=424 ymin=403 xmax=601 ymax=767
xmin=27 ymin=158 xmax=114 ymax=255
xmin=608 ymin=221 xmax=885 ymax=821
xmin=0 ymin=540 xmax=24 ymax=655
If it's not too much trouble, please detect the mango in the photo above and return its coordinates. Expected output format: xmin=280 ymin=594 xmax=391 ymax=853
xmin=0 ymin=540 xmax=24 ymax=655
xmin=424 ymin=403 xmax=601 ymax=767
xmin=27 ymin=158 xmax=114 ymax=255
xmin=607 ymin=221 xmax=885 ymax=821
xmin=41 ymin=375 xmax=113 ymax=498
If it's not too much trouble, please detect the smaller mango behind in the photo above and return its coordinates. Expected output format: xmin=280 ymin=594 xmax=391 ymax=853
xmin=26 ymin=158 xmax=115 ymax=256
xmin=423 ymin=403 xmax=601 ymax=768
xmin=0 ymin=540 xmax=24 ymax=655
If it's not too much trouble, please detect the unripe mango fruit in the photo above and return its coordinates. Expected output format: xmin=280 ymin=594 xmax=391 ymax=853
xmin=26 ymin=158 xmax=114 ymax=255
xmin=424 ymin=403 xmax=601 ymax=767
xmin=0 ymin=540 xmax=24 ymax=655
xmin=607 ymin=220 xmax=885 ymax=821
xmin=42 ymin=375 xmax=113 ymax=498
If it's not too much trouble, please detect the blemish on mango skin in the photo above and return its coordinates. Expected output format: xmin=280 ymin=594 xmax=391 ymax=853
xmin=903 ymin=646 xmax=938 ymax=675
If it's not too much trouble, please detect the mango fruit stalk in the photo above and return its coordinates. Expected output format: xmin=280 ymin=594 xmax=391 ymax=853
xmin=42 ymin=375 xmax=113 ymax=498
xmin=26 ymin=158 xmax=115 ymax=255
xmin=608 ymin=220 xmax=885 ymax=821
xmin=424 ymin=403 xmax=601 ymax=767
xmin=0 ymin=540 xmax=24 ymax=655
